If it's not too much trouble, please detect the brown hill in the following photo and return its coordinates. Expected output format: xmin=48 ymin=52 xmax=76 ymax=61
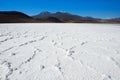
xmin=0 ymin=11 xmax=36 ymax=23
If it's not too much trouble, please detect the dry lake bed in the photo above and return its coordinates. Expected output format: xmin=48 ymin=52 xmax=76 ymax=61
xmin=0 ymin=23 xmax=120 ymax=80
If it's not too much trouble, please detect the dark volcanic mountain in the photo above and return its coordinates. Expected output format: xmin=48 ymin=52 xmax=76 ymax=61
xmin=0 ymin=11 xmax=36 ymax=23
xmin=35 ymin=17 xmax=62 ymax=23
xmin=0 ymin=11 xmax=120 ymax=23
xmin=0 ymin=11 xmax=62 ymax=23
xmin=33 ymin=11 xmax=101 ymax=23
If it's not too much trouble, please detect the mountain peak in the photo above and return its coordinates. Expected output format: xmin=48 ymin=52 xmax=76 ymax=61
xmin=55 ymin=11 xmax=72 ymax=15
xmin=39 ymin=11 xmax=51 ymax=15
xmin=55 ymin=11 xmax=68 ymax=14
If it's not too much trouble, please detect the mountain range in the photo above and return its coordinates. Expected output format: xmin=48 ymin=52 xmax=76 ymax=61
xmin=0 ymin=11 xmax=120 ymax=23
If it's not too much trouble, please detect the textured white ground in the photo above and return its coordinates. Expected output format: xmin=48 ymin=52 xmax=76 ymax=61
xmin=0 ymin=23 xmax=120 ymax=80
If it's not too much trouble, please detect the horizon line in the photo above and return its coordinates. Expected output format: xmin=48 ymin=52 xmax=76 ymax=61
xmin=0 ymin=10 xmax=120 ymax=19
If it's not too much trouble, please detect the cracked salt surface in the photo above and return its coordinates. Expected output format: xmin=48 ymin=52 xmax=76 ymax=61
xmin=0 ymin=23 xmax=120 ymax=80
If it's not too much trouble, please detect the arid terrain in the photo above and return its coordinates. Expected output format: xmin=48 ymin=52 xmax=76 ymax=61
xmin=0 ymin=23 xmax=120 ymax=80
xmin=0 ymin=11 xmax=120 ymax=23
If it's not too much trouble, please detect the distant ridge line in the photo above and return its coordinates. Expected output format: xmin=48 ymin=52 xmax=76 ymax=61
xmin=0 ymin=11 xmax=120 ymax=23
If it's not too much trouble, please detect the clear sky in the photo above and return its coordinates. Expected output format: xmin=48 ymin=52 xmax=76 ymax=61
xmin=0 ymin=0 xmax=120 ymax=19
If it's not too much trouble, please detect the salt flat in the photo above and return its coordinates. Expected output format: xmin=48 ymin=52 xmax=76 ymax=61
xmin=0 ymin=23 xmax=120 ymax=80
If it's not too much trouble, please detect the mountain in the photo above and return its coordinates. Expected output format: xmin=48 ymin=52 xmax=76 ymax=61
xmin=0 ymin=11 xmax=36 ymax=23
xmin=0 ymin=11 xmax=62 ymax=23
xmin=35 ymin=17 xmax=62 ymax=23
xmin=33 ymin=11 xmax=101 ymax=23
xmin=0 ymin=11 xmax=120 ymax=23
xmin=108 ymin=18 xmax=120 ymax=23
xmin=34 ymin=11 xmax=52 ymax=18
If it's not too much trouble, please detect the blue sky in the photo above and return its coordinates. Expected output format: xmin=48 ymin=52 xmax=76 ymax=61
xmin=0 ymin=0 xmax=120 ymax=19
